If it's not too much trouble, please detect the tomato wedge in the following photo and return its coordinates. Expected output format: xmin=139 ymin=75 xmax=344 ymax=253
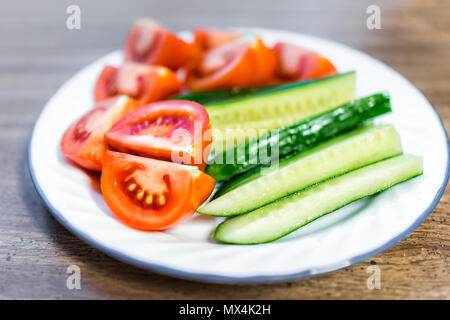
xmin=94 ymin=65 xmax=118 ymax=102
xmin=61 ymin=96 xmax=140 ymax=171
xmin=307 ymin=55 xmax=339 ymax=79
xmin=105 ymin=100 xmax=211 ymax=170
xmin=274 ymin=42 xmax=337 ymax=80
xmin=186 ymin=36 xmax=276 ymax=92
xmin=94 ymin=62 xmax=181 ymax=104
xmin=193 ymin=29 xmax=240 ymax=51
xmin=124 ymin=19 xmax=200 ymax=70
xmin=101 ymin=151 xmax=216 ymax=230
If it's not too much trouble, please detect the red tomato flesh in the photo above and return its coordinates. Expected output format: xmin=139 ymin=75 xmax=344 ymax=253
xmin=274 ymin=42 xmax=337 ymax=80
xmin=193 ymin=29 xmax=240 ymax=51
xmin=105 ymin=100 xmax=211 ymax=170
xmin=94 ymin=65 xmax=118 ymax=102
xmin=124 ymin=19 xmax=199 ymax=70
xmin=94 ymin=62 xmax=181 ymax=104
xmin=60 ymin=96 xmax=140 ymax=171
xmin=101 ymin=151 xmax=216 ymax=230
xmin=186 ymin=36 xmax=276 ymax=92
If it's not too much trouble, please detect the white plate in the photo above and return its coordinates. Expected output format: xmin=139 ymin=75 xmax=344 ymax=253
xmin=29 ymin=28 xmax=449 ymax=283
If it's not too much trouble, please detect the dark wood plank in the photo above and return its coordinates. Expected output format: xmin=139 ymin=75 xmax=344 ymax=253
xmin=0 ymin=0 xmax=448 ymax=299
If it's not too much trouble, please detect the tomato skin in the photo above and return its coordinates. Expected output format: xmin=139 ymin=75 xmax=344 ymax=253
xmin=105 ymin=100 xmax=211 ymax=170
xmin=94 ymin=62 xmax=181 ymax=104
xmin=274 ymin=42 xmax=337 ymax=80
xmin=115 ymin=62 xmax=182 ymax=104
xmin=307 ymin=55 xmax=338 ymax=79
xmin=186 ymin=37 xmax=276 ymax=92
xmin=249 ymin=38 xmax=277 ymax=86
xmin=193 ymin=29 xmax=240 ymax=51
xmin=101 ymin=151 xmax=216 ymax=230
xmin=274 ymin=42 xmax=308 ymax=80
xmin=186 ymin=42 xmax=252 ymax=92
xmin=124 ymin=19 xmax=200 ymax=70
xmin=60 ymin=96 xmax=140 ymax=171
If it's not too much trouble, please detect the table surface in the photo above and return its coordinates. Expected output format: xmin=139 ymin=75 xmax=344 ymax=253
xmin=0 ymin=0 xmax=449 ymax=299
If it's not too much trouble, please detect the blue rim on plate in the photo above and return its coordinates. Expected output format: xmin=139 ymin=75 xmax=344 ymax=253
xmin=28 ymin=49 xmax=449 ymax=285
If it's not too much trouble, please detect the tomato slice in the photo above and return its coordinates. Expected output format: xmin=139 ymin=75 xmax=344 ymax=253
xmin=186 ymin=36 xmax=276 ymax=92
xmin=60 ymin=96 xmax=140 ymax=171
xmin=94 ymin=65 xmax=119 ymax=102
xmin=124 ymin=19 xmax=200 ymax=70
xmin=101 ymin=151 xmax=216 ymax=230
xmin=94 ymin=62 xmax=181 ymax=104
xmin=105 ymin=100 xmax=211 ymax=170
xmin=187 ymin=38 xmax=252 ymax=91
xmin=274 ymin=42 xmax=337 ymax=80
xmin=193 ymin=29 xmax=240 ymax=51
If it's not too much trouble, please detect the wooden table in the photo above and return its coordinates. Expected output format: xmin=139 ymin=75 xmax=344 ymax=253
xmin=0 ymin=0 xmax=448 ymax=299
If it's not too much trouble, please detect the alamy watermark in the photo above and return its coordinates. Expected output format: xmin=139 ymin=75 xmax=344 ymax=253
xmin=366 ymin=264 xmax=381 ymax=290
xmin=366 ymin=5 xmax=381 ymax=30
xmin=66 ymin=5 xmax=81 ymax=30
xmin=167 ymin=121 xmax=280 ymax=171
xmin=66 ymin=265 xmax=81 ymax=290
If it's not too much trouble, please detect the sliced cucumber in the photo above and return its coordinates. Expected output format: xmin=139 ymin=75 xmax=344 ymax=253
xmin=199 ymin=124 xmax=403 ymax=216
xmin=169 ymin=84 xmax=278 ymax=105
xmin=208 ymin=72 xmax=355 ymax=147
xmin=214 ymin=154 xmax=423 ymax=244
xmin=171 ymin=77 xmax=340 ymax=105
xmin=205 ymin=92 xmax=392 ymax=181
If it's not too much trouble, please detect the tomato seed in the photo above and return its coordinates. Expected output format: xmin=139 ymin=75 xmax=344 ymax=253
xmin=145 ymin=195 xmax=153 ymax=205
xmin=136 ymin=190 xmax=144 ymax=200
xmin=158 ymin=194 xmax=166 ymax=206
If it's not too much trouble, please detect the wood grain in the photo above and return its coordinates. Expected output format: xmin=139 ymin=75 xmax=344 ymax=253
xmin=0 ymin=0 xmax=448 ymax=299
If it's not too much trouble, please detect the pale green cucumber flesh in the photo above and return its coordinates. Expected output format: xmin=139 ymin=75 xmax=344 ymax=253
xmin=208 ymin=72 xmax=355 ymax=147
xmin=214 ymin=154 xmax=423 ymax=244
xmin=199 ymin=124 xmax=403 ymax=216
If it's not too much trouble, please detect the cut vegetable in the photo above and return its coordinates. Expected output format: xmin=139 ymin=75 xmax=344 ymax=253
xmin=124 ymin=19 xmax=200 ymax=70
xmin=214 ymin=154 xmax=423 ymax=244
xmin=205 ymin=92 xmax=392 ymax=181
xmin=273 ymin=42 xmax=338 ymax=80
xmin=101 ymin=151 xmax=216 ymax=231
xmin=60 ymin=96 xmax=140 ymax=171
xmin=95 ymin=62 xmax=181 ymax=104
xmin=186 ymin=36 xmax=277 ymax=92
xmin=105 ymin=100 xmax=211 ymax=170
xmin=170 ymin=84 xmax=278 ymax=105
xmin=206 ymin=71 xmax=355 ymax=147
xmin=171 ymin=76 xmax=342 ymax=105
xmin=193 ymin=29 xmax=240 ymax=51
xmin=199 ymin=124 xmax=402 ymax=216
